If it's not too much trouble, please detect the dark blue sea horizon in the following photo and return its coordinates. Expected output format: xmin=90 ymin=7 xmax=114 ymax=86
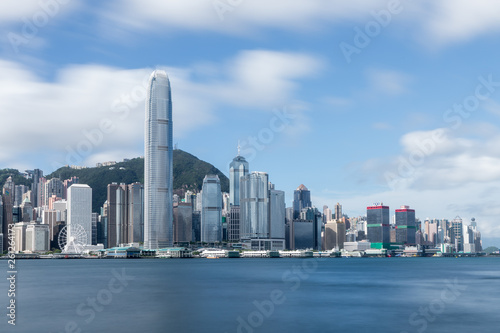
xmin=1 ymin=257 xmax=499 ymax=333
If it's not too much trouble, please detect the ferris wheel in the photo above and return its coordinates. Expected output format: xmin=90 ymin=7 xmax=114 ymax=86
xmin=58 ymin=224 xmax=88 ymax=254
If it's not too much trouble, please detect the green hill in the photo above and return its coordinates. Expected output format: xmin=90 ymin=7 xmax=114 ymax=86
xmin=484 ymin=246 xmax=499 ymax=254
xmin=46 ymin=149 xmax=229 ymax=212
xmin=0 ymin=169 xmax=32 ymax=188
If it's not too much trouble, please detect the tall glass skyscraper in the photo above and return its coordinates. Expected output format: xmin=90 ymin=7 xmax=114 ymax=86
xmin=201 ymin=175 xmax=222 ymax=243
xmin=269 ymin=187 xmax=285 ymax=239
xmin=144 ymin=70 xmax=173 ymax=249
xmin=229 ymin=146 xmax=249 ymax=206
xmin=240 ymin=172 xmax=269 ymax=239
xmin=293 ymin=184 xmax=311 ymax=220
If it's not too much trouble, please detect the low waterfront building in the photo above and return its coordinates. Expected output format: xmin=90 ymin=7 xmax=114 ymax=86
xmin=279 ymin=250 xmax=314 ymax=258
xmin=200 ymin=249 xmax=226 ymax=258
xmin=241 ymin=250 xmax=279 ymax=258
xmin=241 ymin=238 xmax=285 ymax=251
xmin=344 ymin=241 xmax=371 ymax=252
xmin=106 ymin=246 xmax=141 ymax=258
xmin=157 ymin=247 xmax=192 ymax=258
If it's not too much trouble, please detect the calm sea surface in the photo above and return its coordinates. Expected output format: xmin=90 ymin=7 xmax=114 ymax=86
xmin=1 ymin=257 xmax=499 ymax=333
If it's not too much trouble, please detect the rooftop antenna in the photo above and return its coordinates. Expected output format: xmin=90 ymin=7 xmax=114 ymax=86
xmin=237 ymin=140 xmax=241 ymax=156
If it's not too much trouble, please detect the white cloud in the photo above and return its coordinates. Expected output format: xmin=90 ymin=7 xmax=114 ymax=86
xmin=101 ymin=0 xmax=388 ymax=35
xmin=97 ymin=0 xmax=500 ymax=48
xmin=367 ymin=69 xmax=411 ymax=95
xmin=210 ymin=50 xmax=322 ymax=107
xmin=421 ymin=0 xmax=500 ymax=45
xmin=0 ymin=0 xmax=46 ymax=23
xmin=0 ymin=49 xmax=321 ymax=171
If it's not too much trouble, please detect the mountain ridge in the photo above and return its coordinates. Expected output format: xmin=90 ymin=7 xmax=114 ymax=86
xmin=45 ymin=149 xmax=229 ymax=212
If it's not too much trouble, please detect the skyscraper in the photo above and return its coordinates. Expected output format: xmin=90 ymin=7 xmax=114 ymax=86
xmin=43 ymin=178 xmax=64 ymax=206
xmin=173 ymin=202 xmax=193 ymax=244
xmin=106 ymin=183 xmax=123 ymax=248
xmin=334 ymin=202 xmax=342 ymax=221
xmin=128 ymin=182 xmax=144 ymax=244
xmin=2 ymin=185 xmax=13 ymax=252
xmin=32 ymin=168 xmax=43 ymax=207
xmin=144 ymin=70 xmax=173 ymax=249
xmin=293 ymin=184 xmax=311 ymax=219
xmin=324 ymin=221 xmax=346 ymax=250
xmin=228 ymin=147 xmax=249 ymax=243
xmin=67 ymin=184 xmax=92 ymax=246
xmin=240 ymin=172 xmax=269 ymax=240
xmin=323 ymin=205 xmax=332 ymax=223
xmin=201 ymin=175 xmax=222 ymax=243
xmin=229 ymin=145 xmax=249 ymax=206
xmin=269 ymin=187 xmax=285 ymax=239
xmin=367 ymin=204 xmax=390 ymax=248
xmin=228 ymin=206 xmax=240 ymax=242
xmin=395 ymin=205 xmax=416 ymax=245
xmin=451 ymin=216 xmax=463 ymax=252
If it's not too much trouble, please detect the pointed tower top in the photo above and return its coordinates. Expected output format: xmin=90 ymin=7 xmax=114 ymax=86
xmin=296 ymin=184 xmax=308 ymax=191
xmin=237 ymin=140 xmax=241 ymax=156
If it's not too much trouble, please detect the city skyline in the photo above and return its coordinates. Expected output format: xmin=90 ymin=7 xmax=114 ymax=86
xmin=1 ymin=1 xmax=500 ymax=245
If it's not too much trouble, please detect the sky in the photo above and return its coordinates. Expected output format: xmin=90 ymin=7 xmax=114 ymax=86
xmin=1 ymin=0 xmax=500 ymax=246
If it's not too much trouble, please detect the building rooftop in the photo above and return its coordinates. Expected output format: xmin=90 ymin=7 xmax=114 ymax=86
xmin=296 ymin=184 xmax=308 ymax=191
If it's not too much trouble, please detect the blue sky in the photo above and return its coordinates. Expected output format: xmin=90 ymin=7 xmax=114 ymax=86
xmin=1 ymin=0 xmax=500 ymax=246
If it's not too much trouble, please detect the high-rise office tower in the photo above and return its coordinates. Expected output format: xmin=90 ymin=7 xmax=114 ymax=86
xmin=229 ymin=145 xmax=249 ymax=206
xmin=3 ymin=177 xmax=14 ymax=197
xmin=98 ymin=203 xmax=108 ymax=248
xmin=67 ymin=184 xmax=92 ymax=246
xmin=144 ymin=70 xmax=173 ymax=249
xmin=32 ymin=168 xmax=43 ymax=207
xmin=91 ymin=213 xmax=98 ymax=245
xmin=2 ymin=186 xmax=13 ymax=252
xmin=192 ymin=211 xmax=201 ymax=242
xmin=43 ymin=178 xmax=64 ymax=206
xmin=128 ymin=182 xmax=144 ymax=244
xmin=228 ymin=148 xmax=249 ymax=243
xmin=324 ymin=221 xmax=346 ymax=250
xmin=395 ymin=205 xmax=416 ymax=245
xmin=14 ymin=185 xmax=27 ymax=207
xmin=228 ymin=206 xmax=240 ymax=242
xmin=0 ymin=196 xmax=3 ymax=250
xmin=20 ymin=197 xmax=33 ymax=222
xmin=334 ymin=202 xmax=342 ymax=221
xmin=269 ymin=186 xmax=285 ymax=239
xmin=173 ymin=202 xmax=193 ymax=244
xmin=323 ymin=205 xmax=332 ymax=223
xmin=469 ymin=218 xmax=482 ymax=252
xmin=201 ymin=175 xmax=222 ymax=243
xmin=106 ymin=183 xmax=123 ymax=248
xmin=293 ymin=184 xmax=311 ymax=219
xmin=367 ymin=204 xmax=390 ymax=248
xmin=424 ymin=219 xmax=438 ymax=245
xmin=240 ymin=172 xmax=269 ymax=239
xmin=107 ymin=182 xmax=143 ymax=247
xmin=37 ymin=177 xmax=47 ymax=208
xmin=451 ymin=216 xmax=463 ymax=252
